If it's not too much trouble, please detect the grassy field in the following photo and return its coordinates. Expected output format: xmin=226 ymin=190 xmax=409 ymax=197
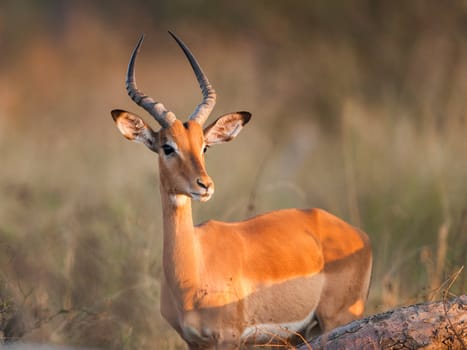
xmin=0 ymin=2 xmax=466 ymax=349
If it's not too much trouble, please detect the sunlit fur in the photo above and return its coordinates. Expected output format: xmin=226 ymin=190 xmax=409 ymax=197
xmin=112 ymin=33 xmax=372 ymax=349
xmin=112 ymin=112 xmax=372 ymax=349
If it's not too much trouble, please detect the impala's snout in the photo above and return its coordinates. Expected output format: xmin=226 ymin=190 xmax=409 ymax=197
xmin=192 ymin=177 xmax=214 ymax=202
xmin=196 ymin=178 xmax=210 ymax=189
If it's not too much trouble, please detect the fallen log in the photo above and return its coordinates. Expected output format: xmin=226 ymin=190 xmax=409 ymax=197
xmin=298 ymin=294 xmax=466 ymax=350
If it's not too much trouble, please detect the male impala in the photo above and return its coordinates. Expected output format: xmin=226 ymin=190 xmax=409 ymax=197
xmin=111 ymin=32 xmax=372 ymax=349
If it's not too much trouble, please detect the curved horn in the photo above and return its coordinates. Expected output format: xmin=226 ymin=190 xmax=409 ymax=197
xmin=168 ymin=31 xmax=216 ymax=126
xmin=126 ymin=35 xmax=176 ymax=128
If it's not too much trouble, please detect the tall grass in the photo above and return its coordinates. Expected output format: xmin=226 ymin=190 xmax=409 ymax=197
xmin=1 ymin=2 xmax=466 ymax=349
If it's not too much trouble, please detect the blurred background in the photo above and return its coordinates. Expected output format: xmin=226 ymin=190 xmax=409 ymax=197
xmin=0 ymin=0 xmax=466 ymax=348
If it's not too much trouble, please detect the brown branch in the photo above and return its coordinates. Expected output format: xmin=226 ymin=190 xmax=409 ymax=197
xmin=443 ymin=268 xmax=466 ymax=349
xmin=298 ymin=295 xmax=467 ymax=350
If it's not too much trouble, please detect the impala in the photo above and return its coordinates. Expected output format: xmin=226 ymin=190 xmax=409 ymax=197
xmin=111 ymin=32 xmax=372 ymax=349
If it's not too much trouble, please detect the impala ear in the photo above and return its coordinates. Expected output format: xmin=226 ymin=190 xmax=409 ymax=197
xmin=111 ymin=109 xmax=159 ymax=153
xmin=203 ymin=111 xmax=251 ymax=145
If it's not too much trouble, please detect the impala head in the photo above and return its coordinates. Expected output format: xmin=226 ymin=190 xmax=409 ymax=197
xmin=111 ymin=32 xmax=251 ymax=202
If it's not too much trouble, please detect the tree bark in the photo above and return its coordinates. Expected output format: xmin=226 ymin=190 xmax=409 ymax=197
xmin=298 ymin=295 xmax=466 ymax=350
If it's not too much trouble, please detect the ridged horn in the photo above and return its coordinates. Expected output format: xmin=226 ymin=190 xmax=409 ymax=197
xmin=126 ymin=34 xmax=176 ymax=128
xmin=168 ymin=31 xmax=216 ymax=126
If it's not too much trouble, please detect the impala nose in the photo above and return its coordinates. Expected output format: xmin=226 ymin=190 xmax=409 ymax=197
xmin=197 ymin=178 xmax=213 ymax=191
xmin=195 ymin=177 xmax=214 ymax=202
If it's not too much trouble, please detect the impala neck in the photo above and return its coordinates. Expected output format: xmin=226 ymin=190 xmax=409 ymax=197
xmin=160 ymin=186 xmax=200 ymax=301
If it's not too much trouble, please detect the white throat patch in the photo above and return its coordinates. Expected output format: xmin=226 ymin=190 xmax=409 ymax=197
xmin=170 ymin=194 xmax=189 ymax=207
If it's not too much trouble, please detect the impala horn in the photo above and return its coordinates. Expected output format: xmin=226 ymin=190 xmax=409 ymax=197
xmin=168 ymin=31 xmax=216 ymax=126
xmin=126 ymin=33 xmax=216 ymax=127
xmin=126 ymin=35 xmax=177 ymax=128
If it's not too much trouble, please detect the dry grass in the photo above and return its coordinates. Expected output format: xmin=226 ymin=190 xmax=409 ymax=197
xmin=1 ymin=1 xmax=466 ymax=349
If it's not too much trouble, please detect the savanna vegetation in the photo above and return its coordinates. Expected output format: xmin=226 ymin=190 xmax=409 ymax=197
xmin=0 ymin=1 xmax=466 ymax=348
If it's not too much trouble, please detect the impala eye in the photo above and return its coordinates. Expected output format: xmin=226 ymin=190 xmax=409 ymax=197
xmin=162 ymin=144 xmax=175 ymax=156
xmin=203 ymin=146 xmax=209 ymax=154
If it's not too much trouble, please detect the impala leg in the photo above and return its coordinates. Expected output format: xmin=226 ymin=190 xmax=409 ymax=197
xmin=317 ymin=248 xmax=372 ymax=332
xmin=301 ymin=317 xmax=319 ymax=340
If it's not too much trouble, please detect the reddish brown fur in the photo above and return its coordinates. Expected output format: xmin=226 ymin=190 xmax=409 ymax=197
xmin=112 ymin=42 xmax=372 ymax=347
xmin=113 ymin=111 xmax=372 ymax=349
